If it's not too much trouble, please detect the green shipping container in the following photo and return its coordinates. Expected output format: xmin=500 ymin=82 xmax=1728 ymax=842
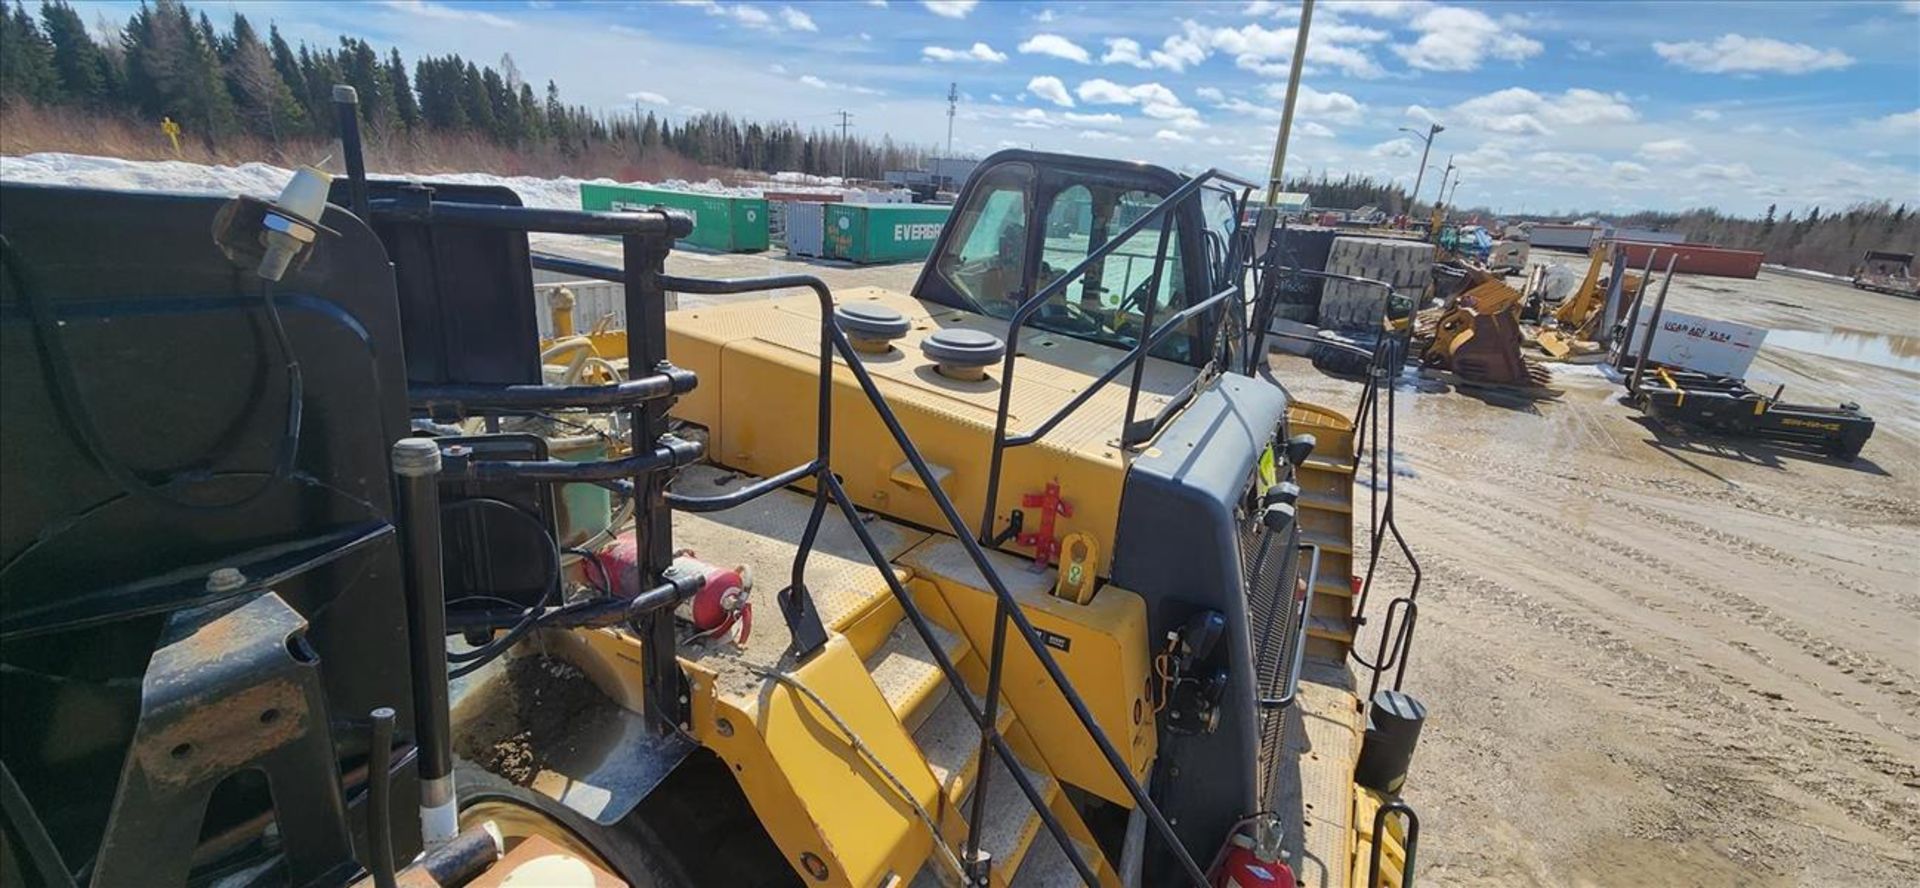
xmin=823 ymin=204 xmax=952 ymax=265
xmin=579 ymin=184 xmax=769 ymax=253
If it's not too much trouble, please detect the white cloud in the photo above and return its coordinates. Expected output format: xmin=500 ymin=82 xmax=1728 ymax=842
xmin=1448 ymin=87 xmax=1635 ymax=135
xmin=1019 ymin=34 xmax=1091 ymax=63
xmin=923 ymin=42 xmax=1008 ymax=63
xmin=1213 ymin=96 xmax=1281 ymax=122
xmin=1027 ymin=75 xmax=1075 ymax=108
xmin=626 ymin=90 xmax=670 ymax=105
xmin=923 ymin=0 xmax=979 ymax=19
xmin=1011 ymin=107 xmax=1054 ymax=129
xmin=1299 ymin=121 xmax=1336 ymax=138
xmin=1078 ymin=78 xmax=1203 ymax=128
xmin=1098 ymin=26 xmax=1213 ymax=73
xmin=382 ymin=0 xmax=518 ymax=28
xmin=1688 ymin=161 xmax=1755 ymax=181
xmin=1611 ymin=161 xmax=1650 ymax=181
xmin=1405 ymin=104 xmax=1441 ymax=126
xmin=779 ymin=5 xmax=817 ymax=31
xmin=1195 ymin=86 xmax=1225 ymax=103
xmin=1637 ymin=138 xmax=1697 ymax=162
xmin=1259 ymin=83 xmax=1366 ymax=125
xmin=798 ymin=74 xmax=884 ymax=96
xmin=1525 ymin=151 xmax=1605 ymax=178
xmin=1064 ymin=111 xmax=1122 ymax=125
xmin=1653 ymin=34 xmax=1852 ymax=74
xmin=1189 ymin=19 xmax=1389 ymax=78
xmin=1864 ymin=108 xmax=1920 ymax=134
xmin=1034 ymin=9 xmax=1056 ymax=23
xmin=1102 ymin=38 xmax=1150 ymax=68
xmin=1391 ymin=5 xmax=1543 ymax=71
xmin=1370 ymin=138 xmax=1417 ymax=158
xmin=1691 ymin=108 xmax=1722 ymax=121
xmin=1155 ymin=129 xmax=1193 ymax=143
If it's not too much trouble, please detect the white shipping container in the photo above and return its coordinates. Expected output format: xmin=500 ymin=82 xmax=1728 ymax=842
xmin=1528 ymin=224 xmax=1603 ymax=251
xmin=1614 ymin=228 xmax=1688 ymax=245
xmin=784 ymin=201 xmax=827 ymax=257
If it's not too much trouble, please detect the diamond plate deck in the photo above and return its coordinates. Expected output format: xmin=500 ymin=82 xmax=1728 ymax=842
xmin=1278 ymin=656 xmax=1365 ymax=888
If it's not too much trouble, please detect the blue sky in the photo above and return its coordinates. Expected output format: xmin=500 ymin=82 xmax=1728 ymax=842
xmin=74 ymin=0 xmax=1920 ymax=216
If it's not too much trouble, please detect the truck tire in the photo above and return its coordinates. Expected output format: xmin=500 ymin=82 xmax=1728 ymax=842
xmin=1319 ymin=237 xmax=1434 ymax=331
xmin=456 ymin=759 xmax=695 ymax=887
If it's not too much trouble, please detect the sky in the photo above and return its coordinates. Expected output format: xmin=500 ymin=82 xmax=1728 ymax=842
xmin=70 ymin=0 xmax=1920 ymax=217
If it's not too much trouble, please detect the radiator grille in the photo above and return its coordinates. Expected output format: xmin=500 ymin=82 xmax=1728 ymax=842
xmin=1243 ymin=498 xmax=1304 ymax=810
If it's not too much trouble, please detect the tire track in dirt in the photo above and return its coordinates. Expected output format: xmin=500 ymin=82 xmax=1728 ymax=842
xmin=1399 ymin=472 xmax=1920 ymax=712
xmin=1410 ymin=438 xmax=1920 ymax=619
xmin=1401 ymin=547 xmax=1920 ymax=863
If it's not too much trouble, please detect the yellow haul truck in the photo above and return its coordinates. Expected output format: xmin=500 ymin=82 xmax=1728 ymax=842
xmin=0 ymin=96 xmax=1424 ymax=888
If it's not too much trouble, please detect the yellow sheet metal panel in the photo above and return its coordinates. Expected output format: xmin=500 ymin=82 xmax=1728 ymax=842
xmin=665 ymin=312 xmax=725 ymax=441
xmin=899 ymin=537 xmax=1154 ymax=806
xmin=687 ymin=635 xmax=942 ymax=888
xmin=667 ymin=288 xmax=1197 ymax=577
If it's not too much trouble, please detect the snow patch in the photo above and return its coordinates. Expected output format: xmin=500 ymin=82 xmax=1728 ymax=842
xmin=0 ymin=153 xmax=906 ymax=208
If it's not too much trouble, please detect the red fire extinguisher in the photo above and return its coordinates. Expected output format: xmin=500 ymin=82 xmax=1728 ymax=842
xmin=1211 ymin=816 xmax=1296 ymax=888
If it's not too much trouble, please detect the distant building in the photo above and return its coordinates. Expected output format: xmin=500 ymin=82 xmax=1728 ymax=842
xmin=1274 ymin=192 xmax=1312 ymax=217
xmin=883 ymin=157 xmax=980 ymax=201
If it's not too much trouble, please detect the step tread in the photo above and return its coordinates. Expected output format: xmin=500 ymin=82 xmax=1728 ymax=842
xmin=960 ymin=753 xmax=1056 ymax=880
xmin=1314 ymin=576 xmax=1356 ymax=599
xmin=1307 ymin=613 xmax=1357 ymax=643
xmin=1009 ymin=832 xmax=1101 ymax=887
xmin=1302 ymin=528 xmax=1356 ymax=555
xmin=1297 ymin=487 xmax=1354 ymax=514
xmin=1301 ymin=456 xmax=1357 ymax=475
xmin=914 ymin=689 xmax=1016 ymax=805
xmin=866 ymin=619 xmax=967 ymax=731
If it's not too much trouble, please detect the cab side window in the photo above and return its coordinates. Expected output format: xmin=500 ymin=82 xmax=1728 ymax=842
xmin=935 ymin=162 xmax=1034 ymax=314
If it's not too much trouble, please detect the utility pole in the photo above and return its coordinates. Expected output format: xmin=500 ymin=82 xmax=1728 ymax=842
xmin=836 ymin=110 xmax=853 ymax=180
xmin=945 ymin=82 xmax=958 ymax=159
xmin=1263 ymin=0 xmax=1314 ymax=207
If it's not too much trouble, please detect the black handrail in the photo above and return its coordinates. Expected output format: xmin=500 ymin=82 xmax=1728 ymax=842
xmin=656 ymin=273 xmax=1212 ymax=886
xmin=1363 ymin=597 xmax=1418 ymax=705
xmin=1259 ymin=543 xmax=1321 ymax=710
xmin=980 ymin=168 xmax=1253 ymax=546
xmin=1366 ymin=799 xmax=1419 ymax=888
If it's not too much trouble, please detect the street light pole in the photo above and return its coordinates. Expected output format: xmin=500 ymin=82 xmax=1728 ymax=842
xmin=1398 ymin=123 xmax=1444 ymax=218
xmin=1262 ymin=0 xmax=1314 ymax=207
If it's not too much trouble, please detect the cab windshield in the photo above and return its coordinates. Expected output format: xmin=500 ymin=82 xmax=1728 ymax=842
xmin=934 ymin=162 xmax=1199 ymax=362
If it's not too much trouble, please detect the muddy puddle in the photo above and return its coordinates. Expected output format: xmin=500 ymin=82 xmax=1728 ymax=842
xmin=1764 ymin=327 xmax=1920 ymax=374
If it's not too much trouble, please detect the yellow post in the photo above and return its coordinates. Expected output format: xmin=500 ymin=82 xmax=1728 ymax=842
xmin=548 ymin=286 xmax=577 ymax=339
xmin=161 ymin=117 xmax=182 ymax=157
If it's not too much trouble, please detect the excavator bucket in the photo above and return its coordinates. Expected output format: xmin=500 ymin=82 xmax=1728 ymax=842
xmin=1423 ymin=277 xmax=1552 ymax=387
xmin=1442 ymin=310 xmax=1551 ymax=386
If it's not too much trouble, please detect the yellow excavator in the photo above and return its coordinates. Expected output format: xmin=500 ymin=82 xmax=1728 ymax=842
xmin=0 ymin=97 xmax=1427 ymax=888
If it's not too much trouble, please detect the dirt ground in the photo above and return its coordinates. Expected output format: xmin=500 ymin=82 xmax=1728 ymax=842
xmin=1277 ymin=254 xmax=1920 ymax=887
xmin=541 ymin=238 xmax=1919 ymax=886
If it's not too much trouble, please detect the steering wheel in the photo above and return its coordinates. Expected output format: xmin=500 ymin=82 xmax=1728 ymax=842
xmin=1035 ymin=298 xmax=1103 ymax=335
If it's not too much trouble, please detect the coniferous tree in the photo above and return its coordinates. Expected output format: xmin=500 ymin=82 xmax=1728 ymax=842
xmin=40 ymin=0 xmax=106 ymax=105
xmin=2 ymin=0 xmax=60 ymax=103
xmin=387 ymin=47 xmax=417 ymax=130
